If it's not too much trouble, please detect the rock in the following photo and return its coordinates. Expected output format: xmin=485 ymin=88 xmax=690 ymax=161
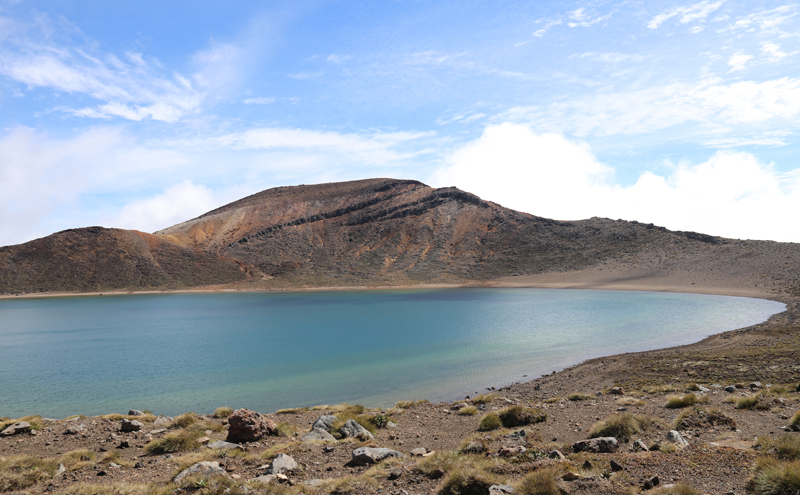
xmin=549 ymin=450 xmax=566 ymax=459
xmin=226 ymin=408 xmax=276 ymax=443
xmin=642 ymin=476 xmax=660 ymax=490
xmin=386 ymin=421 xmax=397 ymax=428
xmin=153 ymin=416 xmax=172 ymax=427
xmin=608 ymin=387 xmax=625 ymax=395
xmin=134 ymin=462 xmax=144 ymax=469
xmin=461 ymin=441 xmax=486 ymax=454
xmin=489 ymin=484 xmax=516 ymax=494
xmin=253 ymin=474 xmax=278 ymax=485
xmin=173 ymin=461 xmax=229 ymax=483
xmin=750 ymin=381 xmax=763 ymax=389
xmin=410 ymin=447 xmax=428 ymax=456
xmin=0 ymin=421 xmax=31 ymax=436
xmin=582 ymin=460 xmax=593 ymax=470
xmin=724 ymin=386 xmax=736 ymax=393
xmin=196 ymin=436 xmax=210 ymax=445
xmin=610 ymin=460 xmax=623 ymax=472
xmin=151 ymin=429 xmax=167 ymax=435
xmin=666 ymin=430 xmax=689 ymax=446
xmin=498 ymin=446 xmax=526 ymax=457
xmin=388 ymin=468 xmax=404 ymax=480
xmin=120 ymin=419 xmax=143 ymax=432
xmin=109 ymin=462 xmax=121 ymax=469
xmin=207 ymin=440 xmax=241 ymax=450
xmin=118 ymin=440 xmax=130 ymax=449
xmin=302 ymin=427 xmax=336 ymax=442
xmin=697 ymin=385 xmax=710 ymax=392
xmin=795 ymin=383 xmax=800 ymax=392
xmin=56 ymin=464 xmax=66 ymax=476
xmin=311 ymin=415 xmax=338 ymax=431
xmin=128 ymin=410 xmax=145 ymax=416
xmin=562 ymin=472 xmax=580 ymax=481
xmin=633 ymin=439 xmax=649 ymax=452
xmin=340 ymin=419 xmax=374 ymax=440
xmin=351 ymin=447 xmax=406 ymax=466
xmin=64 ymin=426 xmax=83 ymax=435
xmin=572 ymin=437 xmax=618 ymax=453
xmin=267 ymin=453 xmax=298 ymax=475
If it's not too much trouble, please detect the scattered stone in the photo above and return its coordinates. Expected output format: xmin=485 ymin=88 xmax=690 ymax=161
xmin=562 ymin=472 xmax=580 ymax=481
xmin=323 ymin=445 xmax=335 ymax=453
xmin=226 ymin=408 xmax=276 ymax=443
xmin=109 ymin=462 xmax=121 ymax=469
xmin=724 ymin=386 xmax=736 ymax=393
xmin=750 ymin=382 xmax=763 ymax=389
xmin=196 ymin=436 xmax=210 ymax=445
xmin=0 ymin=421 xmax=31 ymax=436
xmin=351 ymin=447 xmax=406 ymax=466
xmin=697 ymin=385 xmax=710 ymax=392
xmin=410 ymin=447 xmax=428 ymax=456
xmin=128 ymin=410 xmax=145 ymax=416
xmin=311 ymin=415 xmax=337 ymax=431
xmin=633 ymin=439 xmax=649 ymax=452
xmin=642 ymin=476 xmax=660 ymax=490
xmin=207 ymin=440 xmax=241 ymax=450
xmin=499 ymin=446 xmax=526 ymax=457
xmin=80 ymin=455 xmax=90 ymax=462
xmin=56 ymin=464 xmax=66 ymax=476
xmin=388 ymin=468 xmax=404 ymax=480
xmin=582 ymin=460 xmax=593 ymax=470
xmin=302 ymin=427 xmax=335 ymax=442
xmin=572 ymin=437 xmax=618 ymax=453
xmin=795 ymin=383 xmax=800 ymax=392
xmin=63 ymin=426 xmax=83 ymax=435
xmin=549 ymin=450 xmax=566 ymax=459
xmin=489 ymin=484 xmax=516 ymax=494
xmin=173 ymin=461 xmax=229 ymax=483
xmin=461 ymin=441 xmax=486 ymax=454
xmin=267 ymin=453 xmax=298 ymax=475
xmin=134 ymin=462 xmax=144 ymax=469
xmin=118 ymin=441 xmax=130 ymax=449
xmin=340 ymin=419 xmax=374 ymax=440
xmin=386 ymin=421 xmax=398 ymax=428
xmin=153 ymin=416 xmax=172 ymax=427
xmin=120 ymin=419 xmax=143 ymax=432
xmin=610 ymin=460 xmax=623 ymax=472
xmin=96 ymin=470 xmax=108 ymax=476
xmin=150 ymin=429 xmax=166 ymax=435
xmin=666 ymin=430 xmax=689 ymax=446
xmin=608 ymin=387 xmax=625 ymax=395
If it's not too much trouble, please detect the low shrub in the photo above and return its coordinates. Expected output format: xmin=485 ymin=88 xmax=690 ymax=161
xmin=589 ymin=413 xmax=662 ymax=442
xmin=665 ymin=393 xmax=706 ymax=409
xmin=516 ymin=466 xmax=564 ymax=495
xmin=674 ymin=408 xmax=736 ymax=430
xmin=212 ymin=407 xmax=233 ymax=418
xmin=415 ymin=451 xmax=459 ymax=479
xmin=439 ymin=463 xmax=502 ymax=495
xmin=458 ymin=406 xmax=478 ymax=416
xmin=0 ymin=455 xmax=58 ymax=492
xmin=395 ymin=400 xmax=415 ymax=409
xmin=568 ymin=393 xmax=593 ymax=401
xmin=471 ymin=394 xmax=496 ymax=405
xmin=790 ymin=411 xmax=800 ymax=426
xmin=756 ymin=435 xmax=800 ymax=461
xmin=749 ymin=457 xmax=800 ymax=495
xmin=144 ymin=429 xmax=203 ymax=455
xmin=478 ymin=413 xmax=502 ymax=431
xmin=169 ymin=413 xmax=197 ymax=429
xmin=650 ymin=483 xmax=702 ymax=495
xmin=497 ymin=406 xmax=546 ymax=427
xmin=736 ymin=395 xmax=760 ymax=410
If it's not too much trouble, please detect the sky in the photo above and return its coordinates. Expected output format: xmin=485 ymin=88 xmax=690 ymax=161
xmin=1 ymin=0 xmax=799 ymax=245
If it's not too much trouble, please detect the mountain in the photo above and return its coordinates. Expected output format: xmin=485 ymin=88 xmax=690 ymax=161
xmin=1 ymin=178 xmax=799 ymax=295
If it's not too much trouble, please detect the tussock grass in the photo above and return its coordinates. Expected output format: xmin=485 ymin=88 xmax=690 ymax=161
xmin=516 ymin=466 xmax=566 ymax=495
xmin=395 ymin=400 xmax=415 ymax=409
xmin=567 ymin=393 xmax=593 ymax=401
xmin=543 ymin=397 xmax=562 ymax=404
xmin=643 ymin=384 xmax=677 ymax=394
xmin=144 ymin=429 xmax=204 ymax=455
xmin=674 ymin=407 xmax=736 ymax=430
xmin=275 ymin=407 xmax=310 ymax=414
xmin=756 ymin=435 xmax=800 ymax=461
xmin=736 ymin=395 xmax=761 ymax=410
xmin=458 ymin=406 xmax=478 ymax=416
xmin=749 ymin=457 xmax=800 ymax=495
xmin=260 ymin=442 xmax=297 ymax=460
xmin=478 ymin=413 xmax=502 ymax=431
xmin=616 ymin=397 xmax=646 ymax=406
xmin=100 ymin=413 xmax=156 ymax=422
xmin=589 ymin=413 xmax=663 ymax=442
xmin=0 ymin=455 xmax=58 ymax=492
xmin=274 ymin=422 xmax=300 ymax=437
xmin=497 ymin=406 xmax=546 ymax=427
xmin=665 ymin=393 xmax=708 ymax=409
xmin=169 ymin=413 xmax=198 ymax=429
xmin=57 ymin=482 xmax=173 ymax=495
xmin=792 ymin=411 xmax=800 ymax=426
xmin=471 ymin=394 xmax=496 ymax=405
xmin=650 ymin=483 xmax=702 ymax=495
xmin=171 ymin=451 xmax=217 ymax=473
xmin=416 ymin=451 xmax=459 ymax=478
xmin=438 ymin=456 xmax=504 ymax=495
xmin=0 ymin=415 xmax=45 ymax=432
xmin=212 ymin=407 xmax=233 ymax=418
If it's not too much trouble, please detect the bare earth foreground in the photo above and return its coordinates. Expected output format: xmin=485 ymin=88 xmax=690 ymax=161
xmin=2 ymin=265 xmax=800 ymax=495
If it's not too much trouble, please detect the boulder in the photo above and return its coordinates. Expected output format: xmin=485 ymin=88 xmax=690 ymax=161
xmin=608 ymin=387 xmax=625 ymax=395
xmin=0 ymin=421 xmax=31 ymax=437
xmin=302 ymin=427 xmax=335 ymax=442
xmin=571 ymin=437 xmax=618 ymax=453
xmin=172 ymin=461 xmax=229 ymax=483
xmin=724 ymin=386 xmax=736 ymax=393
xmin=489 ymin=485 xmax=516 ymax=494
xmin=340 ymin=419 xmax=374 ymax=440
xmin=548 ymin=450 xmax=565 ymax=459
xmin=666 ymin=430 xmax=689 ymax=446
xmin=351 ymin=447 xmax=406 ymax=466
xmin=750 ymin=381 xmax=763 ymax=389
xmin=632 ymin=439 xmax=649 ymax=452
xmin=207 ymin=440 xmax=242 ymax=450
xmin=410 ymin=447 xmax=428 ymax=457
xmin=311 ymin=415 xmax=337 ymax=432
xmin=153 ymin=416 xmax=172 ymax=427
xmin=226 ymin=408 xmax=276 ymax=443
xmin=128 ymin=410 xmax=145 ymax=416
xmin=120 ymin=419 xmax=144 ymax=432
xmin=267 ymin=453 xmax=298 ymax=475
xmin=64 ymin=425 xmax=84 ymax=435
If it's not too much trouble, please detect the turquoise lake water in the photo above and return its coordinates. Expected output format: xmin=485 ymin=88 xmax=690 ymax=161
xmin=0 ymin=288 xmax=784 ymax=418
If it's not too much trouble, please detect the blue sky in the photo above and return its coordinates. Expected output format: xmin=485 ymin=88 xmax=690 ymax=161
xmin=1 ymin=0 xmax=799 ymax=245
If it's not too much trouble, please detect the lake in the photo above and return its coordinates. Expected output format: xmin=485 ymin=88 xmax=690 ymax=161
xmin=0 ymin=288 xmax=784 ymax=418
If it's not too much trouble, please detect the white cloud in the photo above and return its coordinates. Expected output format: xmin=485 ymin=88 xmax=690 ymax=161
xmin=567 ymin=9 xmax=612 ymax=28
xmin=112 ymin=180 xmax=218 ymax=232
xmin=724 ymin=6 xmax=797 ymax=33
xmin=326 ymin=54 xmax=351 ymax=63
xmin=761 ymin=42 xmax=789 ymax=62
xmin=534 ymin=19 xmax=562 ymax=37
xmin=648 ymin=1 xmax=724 ymax=29
xmin=728 ymin=52 xmax=753 ymax=72
xmin=242 ymin=97 xmax=276 ymax=104
xmin=431 ymin=123 xmax=800 ymax=242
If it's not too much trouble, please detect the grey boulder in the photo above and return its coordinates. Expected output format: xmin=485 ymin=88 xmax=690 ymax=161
xmin=351 ymin=447 xmax=406 ymax=466
xmin=666 ymin=430 xmax=689 ymax=446
xmin=0 ymin=421 xmax=31 ymax=437
xmin=572 ymin=437 xmax=618 ymax=453
xmin=120 ymin=419 xmax=144 ymax=432
xmin=267 ymin=453 xmax=298 ymax=475
xmin=312 ymin=415 xmax=338 ymax=431
xmin=207 ymin=440 xmax=241 ymax=450
xmin=340 ymin=419 xmax=374 ymax=440
xmin=173 ymin=461 xmax=229 ymax=483
xmin=302 ymin=427 xmax=336 ymax=442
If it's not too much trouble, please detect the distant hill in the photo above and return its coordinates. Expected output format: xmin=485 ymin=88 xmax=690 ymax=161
xmin=1 ymin=178 xmax=799 ymax=295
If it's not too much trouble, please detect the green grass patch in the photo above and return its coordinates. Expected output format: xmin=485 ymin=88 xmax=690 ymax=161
xmin=458 ymin=406 xmax=478 ymax=416
xmin=478 ymin=413 xmax=502 ymax=431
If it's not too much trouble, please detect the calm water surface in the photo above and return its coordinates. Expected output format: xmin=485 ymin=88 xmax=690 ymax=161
xmin=0 ymin=288 xmax=784 ymax=418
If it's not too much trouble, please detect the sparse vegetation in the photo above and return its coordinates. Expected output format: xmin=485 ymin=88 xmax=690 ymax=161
xmin=756 ymin=435 xmax=800 ymax=461
xmin=674 ymin=407 xmax=736 ymax=430
xmin=168 ymin=413 xmax=198 ymax=429
xmin=212 ymin=407 xmax=233 ymax=418
xmin=415 ymin=451 xmax=459 ymax=478
xmin=497 ymin=406 xmax=546 ymax=427
xmin=749 ymin=457 xmax=800 ymax=495
xmin=616 ymin=397 xmax=646 ymax=406
xmin=589 ymin=413 xmax=662 ymax=442
xmin=0 ymin=455 xmax=58 ymax=492
xmin=516 ymin=466 xmax=564 ymax=495
xmin=790 ymin=411 xmax=800 ymax=426
xmin=478 ymin=412 xmax=502 ymax=431
xmin=0 ymin=415 xmax=44 ymax=432
xmin=650 ymin=483 xmax=702 ymax=495
xmin=471 ymin=394 xmax=496 ymax=405
xmin=665 ymin=393 xmax=707 ymax=409
xmin=736 ymin=395 xmax=761 ymax=410
xmin=395 ymin=400 xmax=415 ymax=409
xmin=458 ymin=406 xmax=478 ymax=416
xmin=567 ymin=393 xmax=593 ymax=401
xmin=144 ymin=429 xmax=204 ymax=455
xmin=438 ymin=457 xmax=503 ymax=495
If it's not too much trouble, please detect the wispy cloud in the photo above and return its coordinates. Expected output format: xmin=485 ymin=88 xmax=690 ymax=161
xmin=242 ymin=97 xmax=275 ymax=105
xmin=722 ymin=5 xmax=797 ymax=33
xmin=648 ymin=1 xmax=725 ymax=29
xmin=727 ymin=52 xmax=753 ymax=72
xmin=567 ymin=8 xmax=612 ymax=28
xmin=533 ymin=19 xmax=562 ymax=38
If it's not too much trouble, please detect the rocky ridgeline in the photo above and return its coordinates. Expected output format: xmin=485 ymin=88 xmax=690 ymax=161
xmin=2 ymin=380 xmax=800 ymax=495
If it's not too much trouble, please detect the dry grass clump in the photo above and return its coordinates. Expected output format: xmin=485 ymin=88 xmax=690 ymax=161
xmin=478 ymin=413 xmax=502 ymax=431
xmin=665 ymin=393 xmax=708 ymax=409
xmin=275 ymin=406 xmax=310 ymax=414
xmin=616 ymin=397 xmax=646 ymax=407
xmin=437 ymin=456 xmax=504 ymax=495
xmin=416 ymin=451 xmax=459 ymax=478
xmin=0 ymin=415 xmax=45 ymax=432
xmin=650 ymin=483 xmax=702 ymax=495
xmin=749 ymin=457 xmax=800 ymax=495
xmin=567 ymin=393 xmax=593 ymax=401
xmin=471 ymin=393 xmax=496 ymax=405
xmin=736 ymin=394 xmax=761 ymax=410
xmin=458 ymin=406 xmax=478 ymax=416
xmin=674 ymin=407 xmax=736 ymax=430
xmin=329 ymin=405 xmax=388 ymax=437
xmin=0 ymin=455 xmax=58 ymax=492
xmin=395 ymin=400 xmax=415 ymax=409
xmin=756 ymin=435 xmax=800 ymax=461
xmin=212 ymin=407 xmax=233 ymax=418
xmin=497 ymin=406 xmax=547 ymax=427
xmin=168 ymin=413 xmax=199 ymax=429
xmin=643 ymin=384 xmax=677 ymax=394
xmin=589 ymin=413 xmax=662 ymax=442
xmin=515 ymin=466 xmax=566 ymax=495
xmin=144 ymin=429 xmax=204 ymax=455
xmin=792 ymin=411 xmax=800 ymax=426
xmin=57 ymin=482 xmax=173 ymax=495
